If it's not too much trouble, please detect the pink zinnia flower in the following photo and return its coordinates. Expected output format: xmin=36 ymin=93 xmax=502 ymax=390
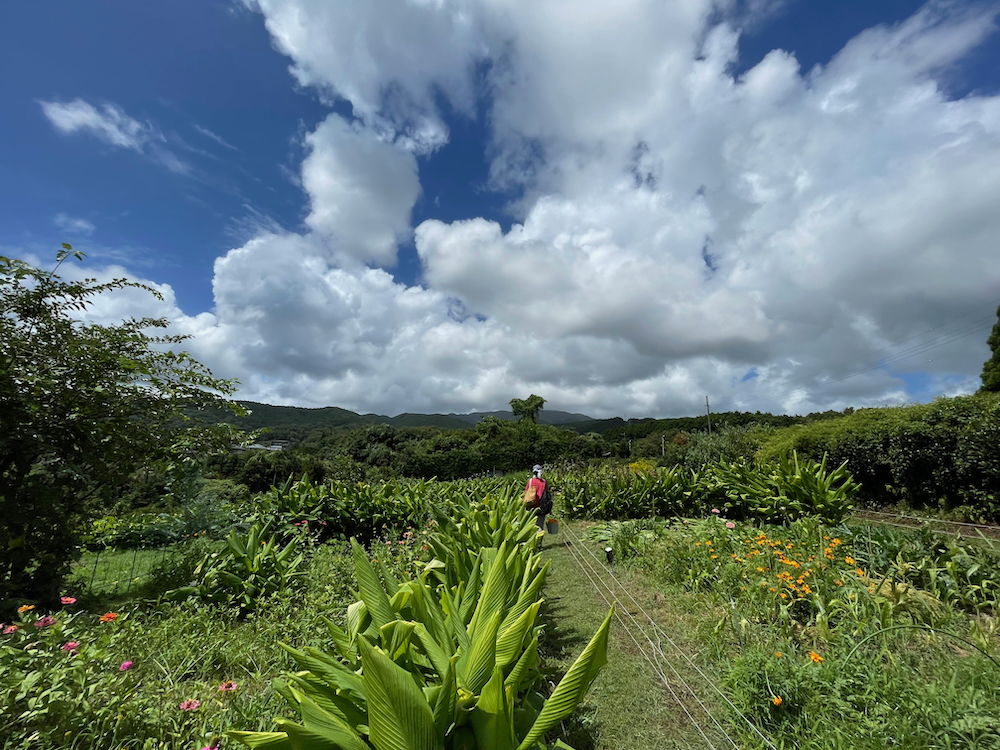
xmin=120 ymin=661 xmax=133 ymax=671
xmin=62 ymin=641 xmax=80 ymax=652
xmin=726 ymin=522 xmax=736 ymax=529
xmin=60 ymin=596 xmax=77 ymax=605
xmin=33 ymin=616 xmax=56 ymax=628
xmin=218 ymin=680 xmax=238 ymax=692
xmin=711 ymin=508 xmax=720 ymax=514
xmin=179 ymin=699 xmax=201 ymax=711
xmin=3 ymin=625 xmax=18 ymax=634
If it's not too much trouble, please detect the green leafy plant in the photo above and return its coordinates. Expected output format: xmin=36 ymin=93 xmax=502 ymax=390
xmin=165 ymin=522 xmax=304 ymax=613
xmin=229 ymin=491 xmax=613 ymax=749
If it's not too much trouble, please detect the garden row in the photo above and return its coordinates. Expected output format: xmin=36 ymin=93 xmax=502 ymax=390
xmin=592 ymin=513 xmax=1000 ymax=748
xmin=2 ymin=480 xmax=613 ymax=750
xmin=555 ymin=452 xmax=859 ymax=525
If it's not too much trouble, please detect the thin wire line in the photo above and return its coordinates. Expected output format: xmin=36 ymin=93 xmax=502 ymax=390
xmin=564 ymin=524 xmax=779 ymax=750
xmin=561 ymin=534 xmax=718 ymax=748
xmin=857 ymin=510 xmax=1000 ymax=532
xmin=731 ymin=301 xmax=998 ymax=405
xmin=560 ymin=530 xmax=727 ymax=750
xmin=729 ymin=316 xmax=993 ymax=414
xmin=562 ymin=528 xmax=743 ymax=750
xmin=563 ymin=526 xmax=741 ymax=749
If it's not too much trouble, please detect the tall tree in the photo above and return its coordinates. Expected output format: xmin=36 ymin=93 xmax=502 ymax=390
xmin=981 ymin=304 xmax=1000 ymax=393
xmin=510 ymin=394 xmax=546 ymax=424
xmin=1 ymin=248 xmax=246 ymax=608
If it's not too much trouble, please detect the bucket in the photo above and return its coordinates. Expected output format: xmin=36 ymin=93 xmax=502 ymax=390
xmin=546 ymin=519 xmax=559 ymax=535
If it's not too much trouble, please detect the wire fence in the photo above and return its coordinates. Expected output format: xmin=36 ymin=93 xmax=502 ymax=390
xmin=75 ymin=545 xmax=177 ymax=598
xmin=559 ymin=521 xmax=780 ymax=750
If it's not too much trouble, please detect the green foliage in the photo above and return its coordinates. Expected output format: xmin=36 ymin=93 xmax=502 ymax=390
xmin=558 ymin=453 xmax=858 ymax=525
xmin=510 ymin=394 xmax=547 ymax=424
xmin=981 ymin=304 xmax=1000 ymax=393
xmin=618 ymin=517 xmax=1000 ymax=748
xmin=1 ymin=250 xmax=246 ymax=609
xmin=229 ymin=488 xmax=613 ymax=750
xmin=1 ymin=542 xmax=359 ymax=749
xmin=247 ymin=475 xmax=432 ymax=544
xmin=757 ymin=393 xmax=1000 ymax=520
xmin=85 ymin=494 xmax=237 ymax=550
xmin=164 ymin=522 xmax=304 ymax=614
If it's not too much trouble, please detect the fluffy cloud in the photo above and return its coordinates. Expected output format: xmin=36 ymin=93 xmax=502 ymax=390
xmin=40 ymin=98 xmax=190 ymax=174
xmin=53 ymin=213 xmax=96 ymax=235
xmin=47 ymin=1 xmax=1000 ymax=417
xmin=301 ymin=115 xmax=421 ymax=266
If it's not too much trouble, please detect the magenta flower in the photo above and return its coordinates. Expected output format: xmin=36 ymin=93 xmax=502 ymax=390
xmin=179 ymin=699 xmax=201 ymax=711
xmin=60 ymin=596 xmax=77 ymax=605
xmin=62 ymin=641 xmax=80 ymax=652
xmin=120 ymin=661 xmax=134 ymax=671
xmin=711 ymin=508 xmax=720 ymax=514
xmin=218 ymin=680 xmax=238 ymax=692
xmin=33 ymin=616 xmax=56 ymax=628
xmin=726 ymin=521 xmax=736 ymax=529
xmin=3 ymin=625 xmax=18 ymax=634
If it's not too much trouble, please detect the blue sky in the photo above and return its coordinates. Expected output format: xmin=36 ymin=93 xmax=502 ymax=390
xmin=2 ymin=0 xmax=999 ymax=417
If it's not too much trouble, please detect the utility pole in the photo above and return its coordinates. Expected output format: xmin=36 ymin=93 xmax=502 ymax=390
xmin=661 ymin=434 xmax=665 ymax=457
xmin=706 ymin=396 xmax=712 ymax=435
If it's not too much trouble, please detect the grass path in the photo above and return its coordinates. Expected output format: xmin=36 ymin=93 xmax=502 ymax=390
xmin=539 ymin=522 xmax=738 ymax=750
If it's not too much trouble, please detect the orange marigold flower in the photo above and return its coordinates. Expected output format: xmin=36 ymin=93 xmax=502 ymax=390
xmin=779 ymin=593 xmax=787 ymax=599
xmin=99 ymin=612 xmax=118 ymax=623
xmin=768 ymin=587 xmax=776 ymax=592
xmin=17 ymin=604 xmax=35 ymax=614
xmin=844 ymin=556 xmax=855 ymax=565
xmin=809 ymin=651 xmax=823 ymax=663
xmin=775 ymin=651 xmax=783 ymax=658
xmin=855 ymin=569 xmax=865 ymax=576
xmin=772 ymin=695 xmax=782 ymax=706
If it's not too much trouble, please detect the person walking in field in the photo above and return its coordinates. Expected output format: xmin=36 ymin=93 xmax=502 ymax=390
xmin=524 ymin=464 xmax=553 ymax=533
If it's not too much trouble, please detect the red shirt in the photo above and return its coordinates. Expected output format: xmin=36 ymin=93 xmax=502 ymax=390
xmin=526 ymin=477 xmax=546 ymax=504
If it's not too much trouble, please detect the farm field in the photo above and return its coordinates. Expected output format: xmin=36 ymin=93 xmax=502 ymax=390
xmin=4 ymin=466 xmax=1000 ymax=749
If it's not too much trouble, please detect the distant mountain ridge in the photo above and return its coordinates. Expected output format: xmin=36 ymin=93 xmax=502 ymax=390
xmin=219 ymin=401 xmax=599 ymax=438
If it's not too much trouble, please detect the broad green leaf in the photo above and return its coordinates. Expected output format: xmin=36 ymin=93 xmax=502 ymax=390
xmin=516 ymin=607 xmax=613 ymax=750
xmin=471 ymin=666 xmax=516 ymax=750
xmin=287 ymin=674 xmax=368 ymax=729
xmin=495 ymin=600 xmax=542 ymax=670
xmin=295 ymin=696 xmax=369 ymax=750
xmin=413 ymin=623 xmax=451 ymax=680
xmin=504 ymin=635 xmax=539 ymax=695
xmin=352 ymin=539 xmax=397 ymax=629
xmin=432 ymin=657 xmax=458 ymax=739
xmin=357 ymin=636 xmax=442 ymax=750
xmin=380 ymin=620 xmax=417 ymax=662
xmin=347 ymin=601 xmax=368 ymax=640
xmin=227 ymin=731 xmax=292 ymax=750
xmin=460 ymin=609 xmax=501 ymax=694
xmin=469 ymin=542 xmax=510 ymax=639
xmin=499 ymin=563 xmax=548 ymax=636
xmin=281 ymin=645 xmax=367 ymax=702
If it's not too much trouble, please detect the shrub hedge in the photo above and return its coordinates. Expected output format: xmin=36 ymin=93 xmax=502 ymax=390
xmin=756 ymin=393 xmax=1000 ymax=520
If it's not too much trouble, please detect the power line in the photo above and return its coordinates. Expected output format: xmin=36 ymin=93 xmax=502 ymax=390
xmin=752 ymin=299 xmax=998 ymax=394
xmin=723 ymin=307 xmax=997 ymax=411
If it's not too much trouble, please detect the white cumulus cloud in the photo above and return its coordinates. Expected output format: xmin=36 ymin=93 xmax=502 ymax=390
xmin=40 ymin=0 xmax=1000 ymax=418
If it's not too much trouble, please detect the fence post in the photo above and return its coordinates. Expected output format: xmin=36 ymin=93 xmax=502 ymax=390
xmin=88 ymin=549 xmax=101 ymax=594
xmin=126 ymin=547 xmax=140 ymax=595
